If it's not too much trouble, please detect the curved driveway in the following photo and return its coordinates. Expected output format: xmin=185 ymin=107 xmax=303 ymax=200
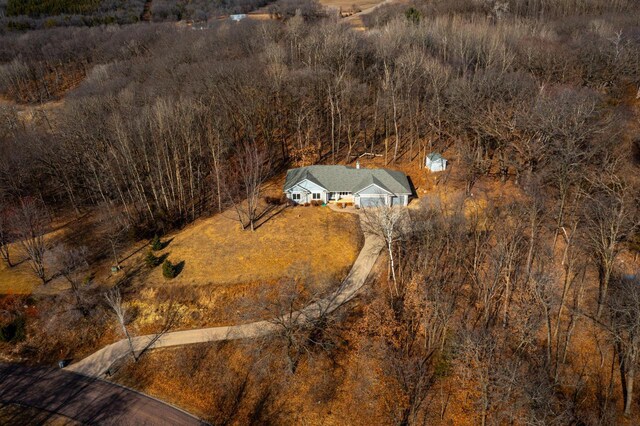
xmin=0 ymin=363 xmax=207 ymax=425
xmin=67 ymin=213 xmax=384 ymax=378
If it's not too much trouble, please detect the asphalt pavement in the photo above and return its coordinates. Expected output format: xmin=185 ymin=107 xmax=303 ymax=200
xmin=0 ymin=363 xmax=207 ymax=425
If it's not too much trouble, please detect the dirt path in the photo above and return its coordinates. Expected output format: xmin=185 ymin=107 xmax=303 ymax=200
xmin=66 ymin=213 xmax=384 ymax=378
xmin=344 ymin=0 xmax=400 ymax=28
xmin=0 ymin=363 xmax=207 ymax=425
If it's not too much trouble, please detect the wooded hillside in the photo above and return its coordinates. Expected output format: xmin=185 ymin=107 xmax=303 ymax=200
xmin=6 ymin=0 xmax=100 ymax=17
xmin=0 ymin=0 xmax=278 ymax=31
xmin=0 ymin=0 xmax=639 ymax=423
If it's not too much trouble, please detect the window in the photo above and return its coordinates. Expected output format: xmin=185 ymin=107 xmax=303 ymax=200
xmin=292 ymin=193 xmax=301 ymax=201
xmin=339 ymin=192 xmax=351 ymax=197
xmin=312 ymin=193 xmax=321 ymax=200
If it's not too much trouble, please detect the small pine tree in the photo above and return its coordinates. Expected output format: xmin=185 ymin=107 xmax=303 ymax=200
xmin=151 ymin=234 xmax=162 ymax=251
xmin=0 ymin=316 xmax=26 ymax=343
xmin=145 ymin=250 xmax=160 ymax=268
xmin=405 ymin=7 xmax=421 ymax=24
xmin=162 ymin=260 xmax=177 ymax=279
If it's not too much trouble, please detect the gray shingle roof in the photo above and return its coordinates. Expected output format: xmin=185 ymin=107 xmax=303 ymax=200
xmin=427 ymin=152 xmax=444 ymax=161
xmin=284 ymin=165 xmax=411 ymax=195
xmin=352 ymin=174 xmax=392 ymax=194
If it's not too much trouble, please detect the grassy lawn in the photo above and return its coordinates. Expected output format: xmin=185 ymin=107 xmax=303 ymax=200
xmin=124 ymin=205 xmax=362 ymax=328
xmin=0 ymin=252 xmax=39 ymax=295
xmin=0 ymin=223 xmax=71 ymax=295
xmin=147 ymin=205 xmax=362 ymax=287
xmin=0 ymin=203 xmax=362 ymax=330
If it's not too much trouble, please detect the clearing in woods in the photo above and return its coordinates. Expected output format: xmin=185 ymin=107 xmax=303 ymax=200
xmin=0 ymin=224 xmax=68 ymax=295
xmin=247 ymin=0 xmax=390 ymax=23
xmin=0 ymin=200 xmax=361 ymax=296
xmin=321 ymin=0 xmax=383 ymax=12
xmin=145 ymin=205 xmax=362 ymax=287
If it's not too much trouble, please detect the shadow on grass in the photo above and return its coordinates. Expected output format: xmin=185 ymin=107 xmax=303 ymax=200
xmin=159 ymin=238 xmax=174 ymax=250
xmin=173 ymin=260 xmax=185 ymax=277
xmin=156 ymin=253 xmax=169 ymax=266
xmin=253 ymin=204 xmax=288 ymax=231
xmin=120 ymin=241 xmax=151 ymax=264
xmin=162 ymin=258 xmax=185 ymax=279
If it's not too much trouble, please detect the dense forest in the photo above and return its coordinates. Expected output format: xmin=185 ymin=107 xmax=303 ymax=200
xmin=1 ymin=0 xmax=640 ymax=423
xmin=0 ymin=0 xmax=276 ymax=31
xmin=0 ymin=0 xmax=147 ymax=29
xmin=5 ymin=0 xmax=102 ymax=16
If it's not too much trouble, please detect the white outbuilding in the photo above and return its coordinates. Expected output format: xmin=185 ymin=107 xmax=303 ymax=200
xmin=230 ymin=14 xmax=247 ymax=21
xmin=425 ymin=152 xmax=447 ymax=172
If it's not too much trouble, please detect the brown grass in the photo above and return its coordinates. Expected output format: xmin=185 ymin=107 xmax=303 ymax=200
xmin=0 ymin=260 xmax=39 ymax=295
xmin=124 ymin=205 xmax=362 ymax=329
xmin=0 ymin=221 xmax=73 ymax=295
xmin=146 ymin=205 xmax=362 ymax=287
xmin=247 ymin=0 xmax=387 ymax=23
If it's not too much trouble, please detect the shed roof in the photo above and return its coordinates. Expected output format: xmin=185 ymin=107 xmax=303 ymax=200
xmin=427 ymin=152 xmax=444 ymax=161
xmin=284 ymin=165 xmax=411 ymax=195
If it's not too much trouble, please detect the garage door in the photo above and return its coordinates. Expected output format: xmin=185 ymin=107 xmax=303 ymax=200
xmin=360 ymin=196 xmax=386 ymax=208
xmin=390 ymin=196 xmax=403 ymax=206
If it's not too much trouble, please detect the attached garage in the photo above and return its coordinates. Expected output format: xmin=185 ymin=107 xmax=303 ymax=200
xmin=359 ymin=196 xmax=386 ymax=208
xmin=390 ymin=195 xmax=405 ymax=206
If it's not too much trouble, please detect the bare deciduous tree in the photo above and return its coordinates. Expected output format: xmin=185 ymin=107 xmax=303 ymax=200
xmin=0 ymin=207 xmax=13 ymax=267
xmin=581 ymin=171 xmax=637 ymax=317
xmin=604 ymin=275 xmax=640 ymax=416
xmin=101 ymin=210 xmax=130 ymax=271
xmin=104 ymin=286 xmax=137 ymax=362
xmin=12 ymin=197 xmax=49 ymax=283
xmin=361 ymin=205 xmax=410 ymax=296
xmin=226 ymin=140 xmax=270 ymax=232
xmin=261 ymin=279 xmax=340 ymax=374
xmin=52 ymin=244 xmax=90 ymax=313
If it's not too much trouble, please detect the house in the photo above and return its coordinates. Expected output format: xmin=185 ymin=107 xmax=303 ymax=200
xmin=230 ymin=14 xmax=247 ymax=21
xmin=425 ymin=152 xmax=447 ymax=172
xmin=283 ymin=164 xmax=412 ymax=207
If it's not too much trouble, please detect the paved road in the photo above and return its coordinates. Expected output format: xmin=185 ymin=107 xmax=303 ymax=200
xmin=0 ymin=363 xmax=207 ymax=425
xmin=66 ymin=213 xmax=384 ymax=378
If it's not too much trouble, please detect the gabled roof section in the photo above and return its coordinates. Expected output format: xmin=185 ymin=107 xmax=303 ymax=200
xmin=300 ymin=171 xmax=325 ymax=189
xmin=352 ymin=175 xmax=392 ymax=194
xmin=284 ymin=167 xmax=327 ymax=191
xmin=284 ymin=165 xmax=412 ymax=195
xmin=427 ymin=152 xmax=444 ymax=161
xmin=286 ymin=183 xmax=311 ymax=193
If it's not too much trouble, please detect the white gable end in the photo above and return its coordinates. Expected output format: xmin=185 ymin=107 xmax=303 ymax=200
xmin=355 ymin=183 xmax=393 ymax=196
xmin=285 ymin=179 xmax=327 ymax=193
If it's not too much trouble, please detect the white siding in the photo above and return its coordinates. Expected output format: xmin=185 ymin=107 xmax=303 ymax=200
xmin=295 ymin=179 xmax=326 ymax=193
xmin=355 ymin=183 xmax=392 ymax=197
xmin=286 ymin=180 xmax=328 ymax=204
xmin=426 ymin=158 xmax=447 ymax=172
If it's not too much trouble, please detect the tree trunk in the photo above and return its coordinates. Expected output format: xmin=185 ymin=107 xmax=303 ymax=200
xmin=623 ymin=346 xmax=637 ymax=416
xmin=387 ymin=240 xmax=398 ymax=296
xmin=624 ymin=362 xmax=635 ymax=416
